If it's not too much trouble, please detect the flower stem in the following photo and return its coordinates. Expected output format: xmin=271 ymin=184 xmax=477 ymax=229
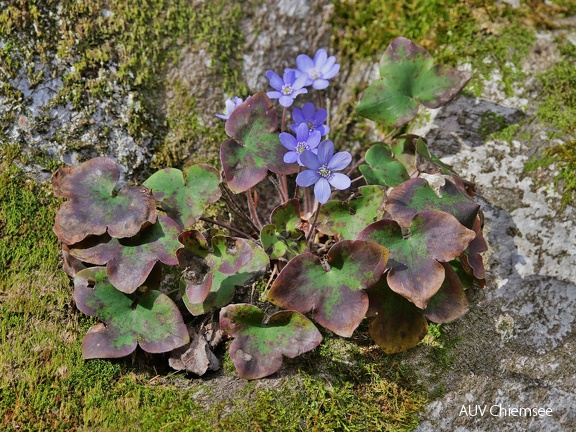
xmin=281 ymin=107 xmax=287 ymax=132
xmin=306 ymin=203 xmax=322 ymax=251
xmin=246 ymin=189 xmax=262 ymax=230
xmin=316 ymin=91 xmax=323 ymax=109
xmin=200 ymin=217 xmax=251 ymax=239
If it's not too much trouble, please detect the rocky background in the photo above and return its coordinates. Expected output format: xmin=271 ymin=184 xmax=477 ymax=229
xmin=1 ymin=0 xmax=575 ymax=430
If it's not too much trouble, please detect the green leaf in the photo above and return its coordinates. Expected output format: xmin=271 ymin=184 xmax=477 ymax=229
xmin=357 ymin=37 xmax=472 ymax=127
xmin=220 ymin=304 xmax=322 ymax=380
xmin=261 ymin=200 xmax=306 ymax=260
xmin=70 ymin=215 xmax=183 ymax=294
xmin=74 ymin=267 xmax=189 ymax=359
xmin=365 ymin=279 xmax=428 ymax=354
xmin=221 ymin=92 xmax=298 ymax=193
xmin=268 ymin=240 xmax=389 ymax=337
xmin=143 ymin=164 xmax=221 ymax=229
xmin=315 ymin=186 xmax=387 ymax=240
xmin=357 ymin=211 xmax=475 ymax=309
xmin=179 ymin=233 xmax=269 ymax=315
xmin=52 ymin=157 xmax=157 ymax=245
xmin=386 ymin=177 xmax=480 ymax=229
xmin=359 ymin=143 xmax=409 ymax=187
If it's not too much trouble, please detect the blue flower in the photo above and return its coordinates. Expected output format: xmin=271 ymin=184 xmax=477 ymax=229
xmin=294 ymin=49 xmax=340 ymax=90
xmin=296 ymin=140 xmax=351 ymax=204
xmin=290 ymin=102 xmax=330 ymax=137
xmin=266 ymin=69 xmax=308 ymax=107
xmin=279 ymin=123 xmax=321 ymax=166
xmin=215 ymin=96 xmax=245 ymax=120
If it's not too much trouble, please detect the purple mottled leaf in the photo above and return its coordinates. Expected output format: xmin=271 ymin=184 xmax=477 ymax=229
xmin=74 ymin=267 xmax=189 ymax=359
xmin=365 ymin=280 xmax=428 ymax=354
xmin=268 ymin=240 xmax=389 ymax=337
xmin=424 ymin=262 xmax=469 ymax=323
xmin=52 ymin=157 xmax=156 ymax=244
xmin=220 ymin=304 xmax=322 ymax=380
xmin=70 ymin=215 xmax=183 ymax=293
xmin=357 ymin=211 xmax=475 ymax=309
xmin=221 ymin=92 xmax=298 ymax=193
xmin=357 ymin=37 xmax=472 ymax=127
xmin=386 ymin=177 xmax=480 ymax=229
xmin=460 ymin=216 xmax=488 ymax=285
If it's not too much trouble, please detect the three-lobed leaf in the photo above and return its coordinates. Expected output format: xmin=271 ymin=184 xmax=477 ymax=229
xmin=357 ymin=211 xmax=475 ymax=309
xmin=74 ymin=267 xmax=189 ymax=359
xmin=359 ymin=144 xmax=409 ymax=187
xmin=221 ymin=92 xmax=298 ymax=193
xmin=70 ymin=215 xmax=183 ymax=293
xmin=357 ymin=37 xmax=472 ymax=127
xmin=315 ymin=186 xmax=388 ymax=240
xmin=220 ymin=304 xmax=322 ymax=380
xmin=268 ymin=240 xmax=389 ymax=337
xmin=52 ymin=157 xmax=157 ymax=245
xmin=143 ymin=165 xmax=221 ymax=229
xmin=386 ymin=177 xmax=480 ymax=229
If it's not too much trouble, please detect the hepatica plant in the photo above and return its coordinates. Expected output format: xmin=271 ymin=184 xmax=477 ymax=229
xmin=52 ymin=38 xmax=486 ymax=380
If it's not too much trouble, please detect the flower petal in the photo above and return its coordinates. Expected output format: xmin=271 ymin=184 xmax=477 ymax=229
xmin=290 ymin=124 xmax=298 ymax=133
xmin=314 ymin=178 xmax=331 ymax=204
xmin=279 ymin=132 xmax=297 ymax=150
xmin=293 ymin=73 xmax=309 ymax=90
xmin=302 ymin=102 xmax=316 ymax=119
xmin=215 ymin=113 xmax=229 ymax=120
xmin=328 ymin=173 xmax=351 ymax=190
xmin=300 ymin=149 xmax=321 ymax=170
xmin=296 ymin=170 xmax=321 ymax=187
xmin=283 ymin=69 xmax=296 ymax=84
xmin=266 ymin=70 xmax=283 ymax=91
xmin=296 ymin=54 xmax=314 ymax=72
xmin=292 ymin=88 xmax=308 ymax=97
xmin=313 ymin=108 xmax=327 ymax=125
xmin=292 ymin=107 xmax=304 ymax=125
xmin=317 ymin=124 xmax=330 ymax=136
xmin=323 ymin=63 xmax=340 ymax=80
xmin=279 ymin=95 xmax=294 ymax=107
xmin=295 ymin=123 xmax=308 ymax=142
xmin=320 ymin=57 xmax=336 ymax=75
xmin=267 ymin=91 xmax=282 ymax=99
xmin=307 ymin=130 xmax=322 ymax=149
xmin=313 ymin=49 xmax=328 ymax=67
xmin=284 ymin=151 xmax=299 ymax=164
xmin=317 ymin=140 xmax=335 ymax=165
xmin=312 ymin=79 xmax=330 ymax=90
xmin=328 ymin=151 xmax=352 ymax=171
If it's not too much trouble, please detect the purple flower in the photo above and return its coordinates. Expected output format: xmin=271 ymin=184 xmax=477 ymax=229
xmin=266 ymin=69 xmax=308 ymax=107
xmin=296 ymin=140 xmax=351 ymax=204
xmin=215 ymin=96 xmax=245 ymax=120
xmin=280 ymin=123 xmax=321 ymax=166
xmin=290 ymin=102 xmax=330 ymax=137
xmin=294 ymin=49 xmax=340 ymax=90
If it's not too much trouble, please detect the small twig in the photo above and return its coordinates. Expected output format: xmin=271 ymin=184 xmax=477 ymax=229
xmin=351 ymin=175 xmax=364 ymax=184
xmin=276 ymin=173 xmax=288 ymax=202
xmin=346 ymin=157 xmax=365 ymax=176
xmin=200 ymin=217 xmax=251 ymax=238
xmin=260 ymin=263 xmax=278 ymax=301
xmin=246 ymin=189 xmax=263 ymax=230
xmin=268 ymin=175 xmax=284 ymax=199
xmin=221 ymin=185 xmax=259 ymax=232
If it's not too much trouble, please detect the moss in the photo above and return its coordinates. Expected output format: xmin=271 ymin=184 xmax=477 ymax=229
xmin=478 ymin=111 xmax=508 ymax=140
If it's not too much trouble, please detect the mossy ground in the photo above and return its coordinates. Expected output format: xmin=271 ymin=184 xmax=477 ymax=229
xmin=3 ymin=0 xmax=574 ymax=430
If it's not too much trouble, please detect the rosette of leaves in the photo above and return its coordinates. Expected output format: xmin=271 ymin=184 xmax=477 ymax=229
xmin=357 ymin=37 xmax=472 ymax=127
xmin=357 ymin=211 xmax=475 ymax=309
xmin=220 ymin=91 xmax=299 ymax=193
xmin=69 ymin=215 xmax=184 ymax=294
xmin=220 ymin=304 xmax=322 ymax=379
xmin=178 ymin=231 xmax=269 ymax=315
xmin=260 ymin=199 xmax=307 ymax=260
xmin=143 ymin=164 xmax=221 ymax=229
xmin=52 ymin=157 xmax=157 ymax=245
xmin=315 ymin=186 xmax=387 ymax=240
xmin=365 ymin=261 xmax=468 ymax=354
xmin=268 ymin=240 xmax=389 ymax=337
xmin=74 ymin=267 xmax=189 ymax=359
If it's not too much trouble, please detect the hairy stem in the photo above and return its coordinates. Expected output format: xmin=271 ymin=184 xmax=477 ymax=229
xmin=306 ymin=203 xmax=322 ymax=250
xmin=200 ymin=217 xmax=251 ymax=239
xmin=246 ymin=189 xmax=262 ymax=230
